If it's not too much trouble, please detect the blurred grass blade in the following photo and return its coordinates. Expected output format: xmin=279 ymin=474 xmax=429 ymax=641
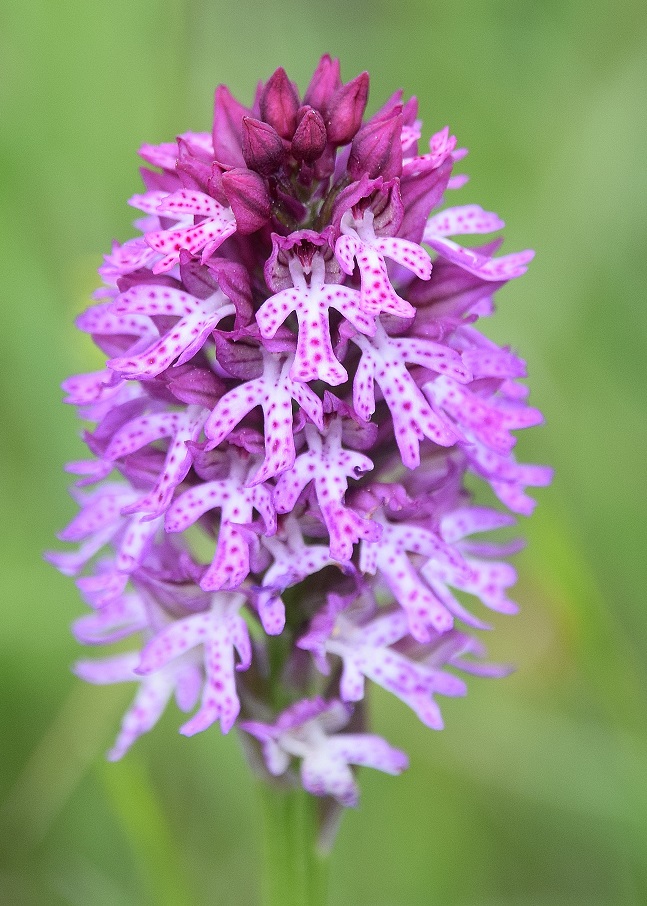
xmin=100 ymin=757 xmax=196 ymax=906
xmin=0 ymin=683 xmax=128 ymax=852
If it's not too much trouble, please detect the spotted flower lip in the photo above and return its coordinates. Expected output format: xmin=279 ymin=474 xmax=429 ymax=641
xmin=50 ymin=56 xmax=551 ymax=806
xmin=240 ymin=698 xmax=408 ymax=807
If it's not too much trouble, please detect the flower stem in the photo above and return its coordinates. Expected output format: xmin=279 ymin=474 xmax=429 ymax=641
xmin=258 ymin=781 xmax=330 ymax=906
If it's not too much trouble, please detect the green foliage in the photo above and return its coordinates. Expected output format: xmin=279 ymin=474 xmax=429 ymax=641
xmin=1 ymin=1 xmax=646 ymax=902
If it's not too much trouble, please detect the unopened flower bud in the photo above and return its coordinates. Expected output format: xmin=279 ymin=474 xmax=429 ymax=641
xmin=206 ymin=161 xmax=230 ymax=207
xmin=349 ymin=110 xmax=404 ymax=181
xmin=221 ymin=168 xmax=271 ymax=234
xmin=176 ymin=137 xmax=212 ymax=192
xmin=303 ymin=54 xmax=341 ymax=111
xmin=371 ymin=90 xmax=404 ymax=123
xmin=325 ymin=71 xmax=369 ymax=144
xmin=259 ymin=67 xmax=300 ymax=139
xmin=291 ymin=106 xmax=327 ymax=162
xmin=242 ymin=117 xmax=285 ymax=175
xmin=212 ymin=84 xmax=249 ymax=167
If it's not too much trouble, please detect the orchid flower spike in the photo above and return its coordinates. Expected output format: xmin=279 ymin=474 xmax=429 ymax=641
xmin=50 ymin=57 xmax=550 ymax=814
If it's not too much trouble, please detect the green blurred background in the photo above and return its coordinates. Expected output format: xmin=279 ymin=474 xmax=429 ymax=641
xmin=1 ymin=1 xmax=646 ymax=903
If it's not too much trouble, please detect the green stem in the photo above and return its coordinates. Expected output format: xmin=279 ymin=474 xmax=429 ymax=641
xmin=258 ymin=781 xmax=330 ymax=906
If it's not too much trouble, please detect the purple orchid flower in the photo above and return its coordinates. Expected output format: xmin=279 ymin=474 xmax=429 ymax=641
xmin=50 ymin=57 xmax=550 ymax=809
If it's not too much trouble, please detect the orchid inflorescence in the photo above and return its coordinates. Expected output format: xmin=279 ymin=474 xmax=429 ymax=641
xmin=49 ymin=57 xmax=551 ymax=808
